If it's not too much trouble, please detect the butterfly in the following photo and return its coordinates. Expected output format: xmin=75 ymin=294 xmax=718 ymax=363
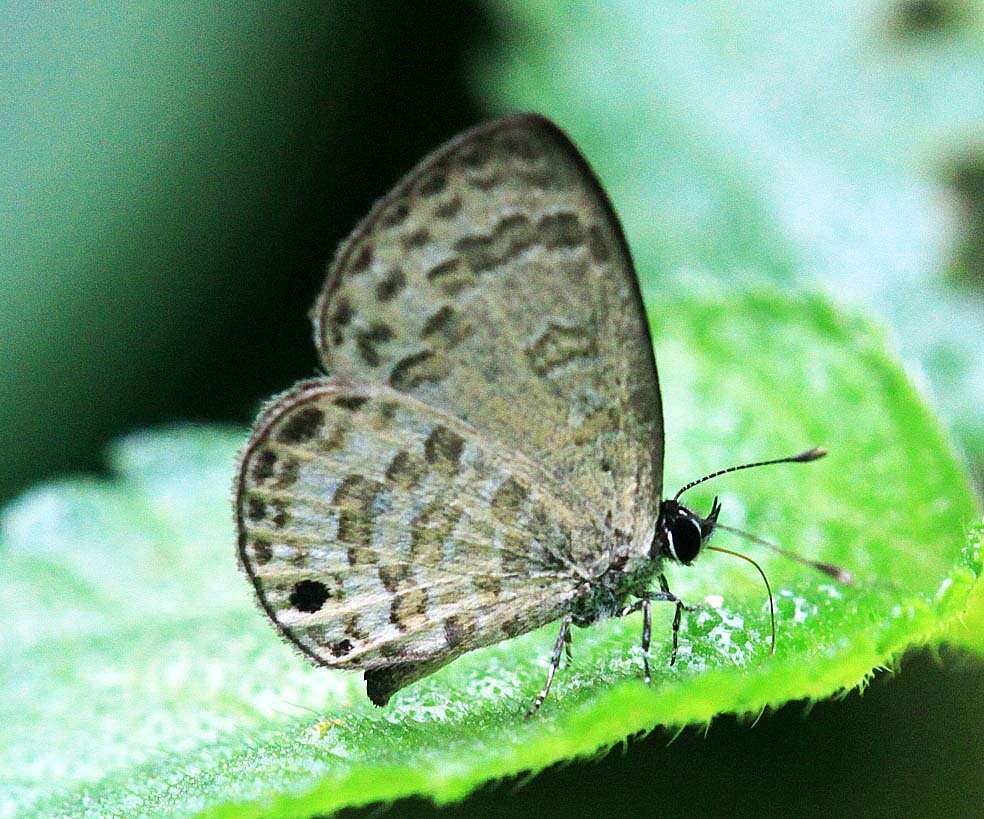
xmin=234 ymin=113 xmax=837 ymax=716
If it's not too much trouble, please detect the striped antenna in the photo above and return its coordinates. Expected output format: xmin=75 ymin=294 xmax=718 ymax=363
xmin=673 ymin=448 xmax=827 ymax=501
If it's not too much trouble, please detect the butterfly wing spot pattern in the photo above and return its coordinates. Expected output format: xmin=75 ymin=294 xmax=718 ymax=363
xmin=237 ymin=113 xmax=820 ymax=715
xmin=237 ymin=379 xmax=604 ymax=706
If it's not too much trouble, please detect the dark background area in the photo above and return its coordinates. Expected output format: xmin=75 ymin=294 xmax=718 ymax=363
xmin=2 ymin=3 xmax=981 ymax=816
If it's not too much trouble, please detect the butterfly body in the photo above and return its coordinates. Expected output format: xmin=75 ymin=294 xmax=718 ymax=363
xmin=236 ymin=114 xmax=719 ymax=712
xmin=569 ymin=542 xmax=661 ymax=627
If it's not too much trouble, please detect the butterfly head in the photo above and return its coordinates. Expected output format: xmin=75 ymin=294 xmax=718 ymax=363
xmin=654 ymin=496 xmax=721 ymax=565
xmin=652 ymin=447 xmax=828 ymax=566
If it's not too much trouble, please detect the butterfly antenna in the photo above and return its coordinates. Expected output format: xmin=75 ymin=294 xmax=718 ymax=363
xmin=673 ymin=448 xmax=827 ymax=501
xmin=707 ymin=545 xmax=776 ymax=655
xmin=715 ymin=523 xmax=854 ymax=585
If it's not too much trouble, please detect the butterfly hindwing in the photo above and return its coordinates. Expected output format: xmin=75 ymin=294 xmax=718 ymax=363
xmin=312 ymin=114 xmax=663 ymax=548
xmin=235 ymin=378 xmax=600 ymax=702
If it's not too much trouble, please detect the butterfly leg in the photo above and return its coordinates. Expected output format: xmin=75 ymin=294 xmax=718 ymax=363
xmin=621 ymin=578 xmax=695 ymax=671
xmin=620 ymin=595 xmax=675 ymax=683
xmin=659 ymin=572 xmax=695 ymax=667
xmin=525 ymin=615 xmax=573 ymax=718
xmin=640 ymin=596 xmax=652 ymax=684
xmin=563 ymin=626 xmax=574 ymax=665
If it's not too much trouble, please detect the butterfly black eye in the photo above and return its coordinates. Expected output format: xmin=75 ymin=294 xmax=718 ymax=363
xmin=667 ymin=517 xmax=703 ymax=564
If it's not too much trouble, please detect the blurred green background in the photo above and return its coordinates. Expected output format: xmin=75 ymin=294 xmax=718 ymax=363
xmin=2 ymin=1 xmax=981 ymax=816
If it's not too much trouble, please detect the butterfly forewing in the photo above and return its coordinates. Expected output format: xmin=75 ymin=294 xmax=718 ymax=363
xmin=312 ymin=114 xmax=663 ymax=547
xmin=236 ymin=378 xmax=600 ymax=703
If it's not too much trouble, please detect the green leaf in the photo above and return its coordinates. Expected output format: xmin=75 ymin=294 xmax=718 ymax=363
xmin=947 ymin=523 xmax=984 ymax=652
xmin=477 ymin=0 xmax=984 ymax=487
xmin=1 ymin=290 xmax=978 ymax=817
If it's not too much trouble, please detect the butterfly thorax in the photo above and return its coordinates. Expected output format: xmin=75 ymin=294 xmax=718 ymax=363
xmin=570 ymin=542 xmax=660 ymax=627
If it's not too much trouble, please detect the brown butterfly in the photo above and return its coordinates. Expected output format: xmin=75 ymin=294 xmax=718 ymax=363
xmin=234 ymin=114 xmax=842 ymax=715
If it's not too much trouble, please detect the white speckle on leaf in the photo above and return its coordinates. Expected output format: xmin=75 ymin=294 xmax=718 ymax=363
xmin=791 ymin=596 xmax=812 ymax=624
xmin=936 ymin=577 xmax=953 ymax=600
